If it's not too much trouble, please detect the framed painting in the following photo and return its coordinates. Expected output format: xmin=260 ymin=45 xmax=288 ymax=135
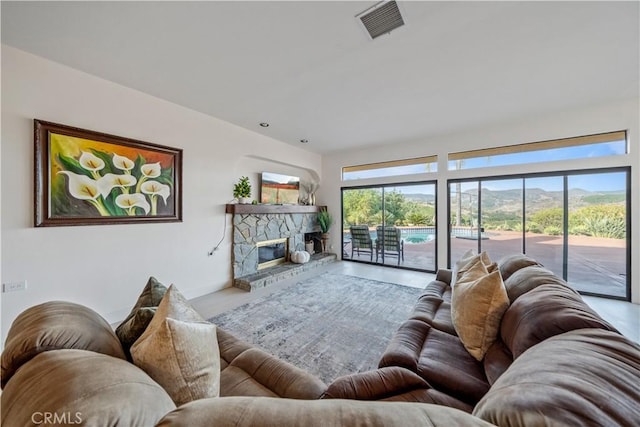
xmin=34 ymin=119 xmax=182 ymax=227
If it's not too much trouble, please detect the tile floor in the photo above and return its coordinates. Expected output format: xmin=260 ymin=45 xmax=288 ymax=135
xmin=191 ymin=260 xmax=639 ymax=343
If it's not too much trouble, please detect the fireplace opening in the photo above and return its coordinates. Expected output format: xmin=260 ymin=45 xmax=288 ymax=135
xmin=304 ymin=232 xmax=323 ymax=254
xmin=256 ymin=238 xmax=288 ymax=270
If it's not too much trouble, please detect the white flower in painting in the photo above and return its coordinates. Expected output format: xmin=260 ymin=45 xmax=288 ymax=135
xmin=79 ymin=151 xmax=105 ymax=172
xmin=112 ymin=153 xmax=135 ymax=171
xmin=140 ymin=162 xmax=161 ymax=178
xmin=115 ymin=193 xmax=150 ymax=215
xmin=141 ymin=181 xmax=170 ymax=204
xmin=57 ymin=171 xmax=109 ymax=216
xmin=98 ymin=173 xmax=137 ymax=198
xmin=57 ymin=171 xmax=100 ymax=200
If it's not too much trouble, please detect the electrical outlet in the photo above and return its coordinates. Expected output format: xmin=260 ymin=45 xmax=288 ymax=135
xmin=2 ymin=280 xmax=27 ymax=293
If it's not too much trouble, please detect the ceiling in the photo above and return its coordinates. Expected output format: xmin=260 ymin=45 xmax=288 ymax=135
xmin=2 ymin=1 xmax=639 ymax=154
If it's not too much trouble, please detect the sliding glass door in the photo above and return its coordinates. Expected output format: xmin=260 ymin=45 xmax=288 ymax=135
xmin=448 ymin=168 xmax=630 ymax=300
xmin=342 ymin=182 xmax=436 ymax=272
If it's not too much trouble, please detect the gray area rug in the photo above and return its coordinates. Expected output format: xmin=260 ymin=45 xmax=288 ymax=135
xmin=209 ymin=273 xmax=425 ymax=384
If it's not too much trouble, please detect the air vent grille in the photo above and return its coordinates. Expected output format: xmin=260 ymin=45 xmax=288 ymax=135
xmin=357 ymin=1 xmax=405 ymax=40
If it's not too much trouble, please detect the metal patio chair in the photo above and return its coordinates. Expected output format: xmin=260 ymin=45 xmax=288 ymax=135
xmin=375 ymin=225 xmax=404 ymax=265
xmin=349 ymin=225 xmax=374 ymax=261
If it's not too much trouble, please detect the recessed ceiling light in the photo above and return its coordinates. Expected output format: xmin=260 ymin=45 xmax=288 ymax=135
xmin=300 ymin=139 xmax=309 ymax=143
xmin=259 ymin=122 xmax=270 ymax=127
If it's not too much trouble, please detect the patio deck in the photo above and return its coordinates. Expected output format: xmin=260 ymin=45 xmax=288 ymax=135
xmin=343 ymin=229 xmax=627 ymax=299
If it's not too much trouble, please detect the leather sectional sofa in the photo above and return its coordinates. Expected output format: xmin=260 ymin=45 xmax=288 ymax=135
xmin=325 ymin=254 xmax=640 ymax=426
xmin=2 ymin=254 xmax=639 ymax=426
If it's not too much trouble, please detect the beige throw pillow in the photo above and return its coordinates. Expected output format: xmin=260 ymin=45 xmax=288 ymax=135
xmin=451 ymin=249 xmax=476 ymax=287
xmin=451 ymin=264 xmax=510 ymax=361
xmin=131 ymin=285 xmax=220 ymax=406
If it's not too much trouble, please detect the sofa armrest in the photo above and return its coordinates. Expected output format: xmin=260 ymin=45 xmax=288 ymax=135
xmin=228 ymin=348 xmax=327 ymax=399
xmin=435 ymin=269 xmax=452 ymax=285
xmin=323 ymin=366 xmax=429 ymax=400
xmin=379 ymin=319 xmax=430 ymax=372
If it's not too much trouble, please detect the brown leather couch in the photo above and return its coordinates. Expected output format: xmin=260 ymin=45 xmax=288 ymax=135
xmin=325 ymin=254 xmax=640 ymax=426
xmin=1 ymin=301 xmax=489 ymax=426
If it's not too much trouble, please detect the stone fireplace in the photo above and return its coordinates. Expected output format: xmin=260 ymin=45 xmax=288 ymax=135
xmin=228 ymin=204 xmax=323 ymax=279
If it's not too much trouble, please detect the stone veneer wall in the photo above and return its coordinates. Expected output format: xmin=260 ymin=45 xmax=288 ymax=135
xmin=232 ymin=213 xmax=320 ymax=278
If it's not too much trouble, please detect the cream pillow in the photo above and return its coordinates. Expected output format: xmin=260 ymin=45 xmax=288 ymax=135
xmin=451 ymin=249 xmax=476 ymax=287
xmin=454 ymin=251 xmax=493 ymax=285
xmin=131 ymin=285 xmax=220 ymax=406
xmin=451 ymin=264 xmax=509 ymax=361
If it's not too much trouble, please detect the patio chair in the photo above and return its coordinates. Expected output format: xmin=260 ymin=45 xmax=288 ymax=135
xmin=349 ymin=225 xmax=374 ymax=261
xmin=375 ymin=226 xmax=404 ymax=265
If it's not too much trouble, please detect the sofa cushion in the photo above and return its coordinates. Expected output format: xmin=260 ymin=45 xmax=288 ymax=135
xmin=503 ymin=265 xmax=569 ymax=303
xmin=156 ymin=396 xmax=494 ymax=427
xmin=1 ymin=349 xmax=175 ymax=427
xmin=1 ymin=301 xmax=125 ymax=388
xmin=410 ymin=294 xmax=456 ymax=336
xmin=116 ymin=276 xmax=168 ymax=358
xmin=497 ymin=253 xmax=541 ymax=281
xmin=380 ymin=319 xmax=489 ymax=405
xmin=452 ymin=262 xmax=510 ymax=361
xmin=500 ymin=283 xmax=619 ymax=358
xmin=474 ymin=329 xmax=640 ymax=427
xmin=482 ymin=340 xmax=513 ymax=385
xmin=131 ymin=285 xmax=220 ymax=406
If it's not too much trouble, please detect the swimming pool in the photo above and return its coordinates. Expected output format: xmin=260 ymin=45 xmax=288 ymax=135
xmin=344 ymin=227 xmax=483 ymax=244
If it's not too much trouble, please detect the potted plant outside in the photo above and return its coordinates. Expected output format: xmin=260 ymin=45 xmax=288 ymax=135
xmin=233 ymin=176 xmax=252 ymax=204
xmin=317 ymin=209 xmax=333 ymax=252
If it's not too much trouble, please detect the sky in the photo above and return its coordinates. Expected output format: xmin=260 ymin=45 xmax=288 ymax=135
xmin=344 ymin=140 xmax=627 ymax=193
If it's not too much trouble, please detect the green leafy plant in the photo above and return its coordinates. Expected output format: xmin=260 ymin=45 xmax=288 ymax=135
xmin=233 ymin=176 xmax=252 ymax=199
xmin=317 ymin=209 xmax=333 ymax=233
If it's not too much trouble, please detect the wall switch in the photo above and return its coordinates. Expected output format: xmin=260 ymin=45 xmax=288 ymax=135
xmin=2 ymin=280 xmax=27 ymax=293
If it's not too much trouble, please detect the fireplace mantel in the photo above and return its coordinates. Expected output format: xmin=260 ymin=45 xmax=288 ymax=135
xmin=225 ymin=204 xmax=326 ymax=215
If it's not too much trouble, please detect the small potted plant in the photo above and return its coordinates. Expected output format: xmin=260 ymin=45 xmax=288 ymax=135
xmin=317 ymin=208 xmax=333 ymax=252
xmin=233 ymin=176 xmax=252 ymax=204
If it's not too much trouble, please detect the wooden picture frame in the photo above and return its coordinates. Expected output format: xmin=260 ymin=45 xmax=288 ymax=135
xmin=34 ymin=119 xmax=182 ymax=227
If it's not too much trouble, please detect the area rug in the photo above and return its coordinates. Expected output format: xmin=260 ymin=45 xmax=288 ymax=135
xmin=208 ymin=273 xmax=425 ymax=384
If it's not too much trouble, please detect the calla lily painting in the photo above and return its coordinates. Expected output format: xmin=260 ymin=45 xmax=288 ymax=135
xmin=35 ymin=120 xmax=182 ymax=226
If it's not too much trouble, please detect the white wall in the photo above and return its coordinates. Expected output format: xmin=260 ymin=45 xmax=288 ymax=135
xmin=321 ymin=98 xmax=640 ymax=304
xmin=0 ymin=46 xmax=322 ymax=341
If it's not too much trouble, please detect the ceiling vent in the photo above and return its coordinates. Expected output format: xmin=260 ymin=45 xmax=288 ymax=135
xmin=356 ymin=1 xmax=405 ymax=40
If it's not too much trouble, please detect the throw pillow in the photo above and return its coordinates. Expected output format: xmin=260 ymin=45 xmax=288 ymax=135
xmin=130 ymin=285 xmax=220 ymax=406
xmin=450 ymin=249 xmax=476 ymax=287
xmin=116 ymin=276 xmax=168 ymax=358
xmin=455 ymin=251 xmax=493 ymax=284
xmin=451 ymin=267 xmax=510 ymax=361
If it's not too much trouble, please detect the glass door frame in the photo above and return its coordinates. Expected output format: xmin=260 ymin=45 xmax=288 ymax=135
xmin=341 ymin=179 xmax=438 ymax=274
xmin=447 ymin=166 xmax=631 ymax=301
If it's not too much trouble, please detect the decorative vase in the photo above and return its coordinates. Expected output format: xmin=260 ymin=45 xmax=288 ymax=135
xmin=321 ymin=233 xmax=329 ymax=253
xmin=309 ymin=193 xmax=316 ymax=206
xmin=239 ymin=197 xmax=252 ymax=204
xmin=305 ymin=241 xmax=315 ymax=254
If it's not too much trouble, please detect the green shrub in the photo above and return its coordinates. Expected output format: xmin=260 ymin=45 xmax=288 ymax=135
xmin=543 ymin=226 xmax=562 ymax=236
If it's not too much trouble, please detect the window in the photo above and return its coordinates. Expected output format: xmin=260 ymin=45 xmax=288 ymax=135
xmin=448 ymin=167 xmax=630 ymax=300
xmin=448 ymin=131 xmax=627 ymax=171
xmin=342 ymin=182 xmax=437 ymax=272
xmin=343 ymin=156 xmax=437 ymax=181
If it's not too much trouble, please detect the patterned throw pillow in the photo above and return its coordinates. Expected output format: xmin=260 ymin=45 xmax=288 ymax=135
xmin=115 ymin=277 xmax=168 ymax=359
